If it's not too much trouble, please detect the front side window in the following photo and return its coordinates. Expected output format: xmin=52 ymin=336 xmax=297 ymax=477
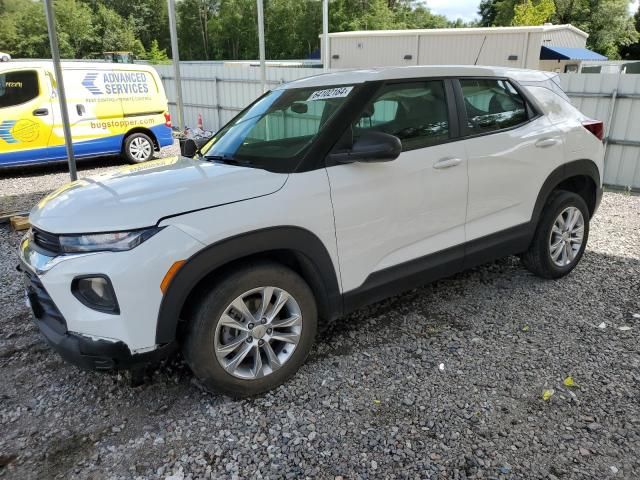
xmin=354 ymin=80 xmax=450 ymax=151
xmin=200 ymin=85 xmax=356 ymax=167
xmin=460 ymin=79 xmax=528 ymax=134
xmin=0 ymin=70 xmax=39 ymax=108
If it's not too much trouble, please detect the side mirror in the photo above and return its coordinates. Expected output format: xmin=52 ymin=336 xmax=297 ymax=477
xmin=329 ymin=131 xmax=401 ymax=164
xmin=290 ymin=102 xmax=308 ymax=114
xmin=180 ymin=139 xmax=198 ymax=158
xmin=180 ymin=136 xmax=212 ymax=158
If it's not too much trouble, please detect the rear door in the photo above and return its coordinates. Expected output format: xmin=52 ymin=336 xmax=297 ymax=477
xmin=326 ymin=79 xmax=468 ymax=297
xmin=455 ymin=77 xmax=565 ymax=242
xmin=0 ymin=68 xmax=53 ymax=166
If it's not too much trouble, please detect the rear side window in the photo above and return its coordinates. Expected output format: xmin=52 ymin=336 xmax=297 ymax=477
xmin=0 ymin=70 xmax=39 ymax=108
xmin=354 ymin=80 xmax=449 ymax=151
xmin=459 ymin=79 xmax=528 ymax=135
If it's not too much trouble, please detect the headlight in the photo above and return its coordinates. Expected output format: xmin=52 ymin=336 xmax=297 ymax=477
xmin=59 ymin=227 xmax=163 ymax=253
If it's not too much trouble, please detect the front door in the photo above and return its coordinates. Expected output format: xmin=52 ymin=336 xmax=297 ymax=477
xmin=0 ymin=68 xmax=53 ymax=166
xmin=326 ymin=79 xmax=468 ymax=299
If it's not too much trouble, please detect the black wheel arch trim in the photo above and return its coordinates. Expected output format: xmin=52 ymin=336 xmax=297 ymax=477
xmin=155 ymin=226 xmax=342 ymax=344
xmin=531 ymin=159 xmax=602 ymax=224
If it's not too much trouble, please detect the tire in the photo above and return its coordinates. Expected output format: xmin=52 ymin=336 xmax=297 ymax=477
xmin=521 ymin=190 xmax=590 ymax=279
xmin=0 ymin=56 xmax=8 ymax=62
xmin=183 ymin=262 xmax=318 ymax=397
xmin=123 ymin=132 xmax=154 ymax=164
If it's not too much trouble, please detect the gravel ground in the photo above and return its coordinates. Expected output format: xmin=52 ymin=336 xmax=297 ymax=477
xmin=1 ymin=155 xmax=639 ymax=479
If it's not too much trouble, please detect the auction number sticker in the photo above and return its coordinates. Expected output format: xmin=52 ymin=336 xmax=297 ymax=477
xmin=307 ymin=86 xmax=354 ymax=101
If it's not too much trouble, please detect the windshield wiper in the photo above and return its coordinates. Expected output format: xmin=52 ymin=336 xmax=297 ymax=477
xmin=204 ymin=155 xmax=253 ymax=167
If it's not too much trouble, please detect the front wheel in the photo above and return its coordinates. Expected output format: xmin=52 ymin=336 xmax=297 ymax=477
xmin=123 ymin=132 xmax=154 ymax=164
xmin=521 ymin=190 xmax=590 ymax=279
xmin=183 ymin=262 xmax=318 ymax=397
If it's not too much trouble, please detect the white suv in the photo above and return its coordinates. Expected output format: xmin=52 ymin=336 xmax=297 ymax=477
xmin=19 ymin=66 xmax=604 ymax=396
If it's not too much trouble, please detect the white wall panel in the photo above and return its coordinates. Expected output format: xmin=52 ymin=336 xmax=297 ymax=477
xmin=330 ymin=35 xmax=418 ymax=69
xmin=542 ymin=29 xmax=587 ymax=48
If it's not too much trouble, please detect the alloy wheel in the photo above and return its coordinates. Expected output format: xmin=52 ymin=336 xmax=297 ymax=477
xmin=548 ymin=206 xmax=584 ymax=267
xmin=214 ymin=286 xmax=302 ymax=380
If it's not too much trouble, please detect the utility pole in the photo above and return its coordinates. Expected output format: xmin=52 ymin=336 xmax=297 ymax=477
xmin=167 ymin=0 xmax=185 ymax=130
xmin=257 ymin=0 xmax=267 ymax=92
xmin=323 ymin=0 xmax=329 ymax=71
xmin=43 ymin=0 xmax=77 ymax=181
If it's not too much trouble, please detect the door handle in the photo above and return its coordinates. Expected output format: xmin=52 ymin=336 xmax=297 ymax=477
xmin=433 ymin=157 xmax=462 ymax=169
xmin=535 ymin=138 xmax=558 ymax=148
xmin=32 ymin=108 xmax=49 ymax=116
xmin=76 ymin=104 xmax=86 ymax=116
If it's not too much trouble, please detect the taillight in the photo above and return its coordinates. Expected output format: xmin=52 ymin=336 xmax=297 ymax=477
xmin=164 ymin=112 xmax=172 ymax=128
xmin=582 ymin=119 xmax=604 ymax=141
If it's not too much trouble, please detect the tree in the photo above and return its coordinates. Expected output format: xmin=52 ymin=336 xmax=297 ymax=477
xmin=208 ymin=0 xmax=258 ymax=59
xmin=0 ymin=0 xmax=545 ymax=62
xmin=620 ymin=5 xmax=640 ymax=59
xmin=483 ymin=0 xmax=637 ymax=58
xmin=513 ymin=0 xmax=555 ymax=25
xmin=494 ymin=0 xmax=518 ymax=25
xmin=100 ymin=0 xmax=170 ymax=52
xmin=146 ymin=39 xmax=170 ymax=63
xmin=551 ymin=0 xmax=638 ymax=59
xmin=478 ymin=0 xmax=499 ymax=26
xmin=95 ymin=4 xmax=139 ymax=54
xmin=394 ymin=1 xmax=450 ymax=28
xmin=55 ymin=0 xmax=96 ymax=57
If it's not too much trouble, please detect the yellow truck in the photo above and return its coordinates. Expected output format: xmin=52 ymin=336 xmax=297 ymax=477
xmin=0 ymin=61 xmax=173 ymax=167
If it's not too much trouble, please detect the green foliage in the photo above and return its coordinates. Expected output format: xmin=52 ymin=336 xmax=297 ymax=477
xmin=55 ymin=0 xmax=96 ymax=57
xmin=95 ymin=4 xmax=139 ymax=53
xmin=620 ymin=5 xmax=640 ymax=59
xmin=481 ymin=0 xmax=637 ymax=60
xmin=0 ymin=0 xmax=168 ymax=59
xmin=512 ymin=0 xmax=555 ymax=25
xmin=146 ymin=39 xmax=170 ymax=63
xmin=478 ymin=0 xmax=499 ymax=26
xmin=0 ymin=0 xmax=635 ymax=61
xmin=575 ymin=0 xmax=638 ymax=59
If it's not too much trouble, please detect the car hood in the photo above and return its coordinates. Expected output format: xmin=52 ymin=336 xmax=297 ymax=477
xmin=30 ymin=156 xmax=288 ymax=234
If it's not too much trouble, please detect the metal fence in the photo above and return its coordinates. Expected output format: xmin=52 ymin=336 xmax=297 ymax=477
xmin=559 ymin=73 xmax=640 ymax=190
xmin=154 ymin=63 xmax=321 ymax=132
xmin=156 ymin=64 xmax=640 ymax=190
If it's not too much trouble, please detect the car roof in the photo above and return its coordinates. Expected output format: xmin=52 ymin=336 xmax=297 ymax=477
xmin=277 ymin=65 xmax=557 ymax=90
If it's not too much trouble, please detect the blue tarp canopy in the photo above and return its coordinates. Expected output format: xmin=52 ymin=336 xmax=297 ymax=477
xmin=540 ymin=46 xmax=608 ymax=61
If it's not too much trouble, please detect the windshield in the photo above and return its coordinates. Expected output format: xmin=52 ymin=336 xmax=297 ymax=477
xmin=199 ymin=84 xmax=356 ymax=167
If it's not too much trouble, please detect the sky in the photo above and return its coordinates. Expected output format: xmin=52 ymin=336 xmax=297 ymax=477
xmin=426 ymin=0 xmax=640 ymax=23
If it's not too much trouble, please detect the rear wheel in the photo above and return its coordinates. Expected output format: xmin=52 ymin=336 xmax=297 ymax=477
xmin=183 ymin=262 xmax=317 ymax=397
xmin=123 ymin=132 xmax=154 ymax=164
xmin=521 ymin=190 xmax=589 ymax=279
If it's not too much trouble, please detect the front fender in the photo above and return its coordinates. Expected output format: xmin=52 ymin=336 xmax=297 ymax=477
xmin=155 ymin=226 xmax=342 ymax=344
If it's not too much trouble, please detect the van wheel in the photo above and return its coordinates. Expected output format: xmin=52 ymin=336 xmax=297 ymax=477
xmin=521 ymin=190 xmax=590 ymax=279
xmin=183 ymin=262 xmax=317 ymax=398
xmin=0 ymin=56 xmax=9 ymax=62
xmin=123 ymin=133 xmax=154 ymax=164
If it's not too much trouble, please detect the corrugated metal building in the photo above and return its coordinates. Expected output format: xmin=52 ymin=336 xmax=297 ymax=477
xmin=323 ymin=24 xmax=596 ymax=71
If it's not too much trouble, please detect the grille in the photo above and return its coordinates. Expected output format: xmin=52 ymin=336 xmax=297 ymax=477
xmin=32 ymin=228 xmax=61 ymax=254
xmin=23 ymin=268 xmax=67 ymax=334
